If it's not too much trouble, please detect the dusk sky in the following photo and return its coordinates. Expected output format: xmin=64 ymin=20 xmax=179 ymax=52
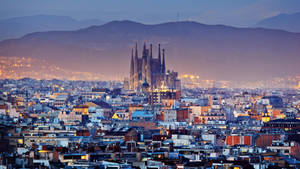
xmin=1 ymin=0 xmax=300 ymax=26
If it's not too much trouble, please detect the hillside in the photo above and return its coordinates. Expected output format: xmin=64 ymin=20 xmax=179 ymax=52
xmin=0 ymin=20 xmax=299 ymax=81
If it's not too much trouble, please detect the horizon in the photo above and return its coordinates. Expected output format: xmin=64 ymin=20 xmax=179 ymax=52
xmin=1 ymin=0 xmax=300 ymax=27
xmin=1 ymin=11 xmax=300 ymax=26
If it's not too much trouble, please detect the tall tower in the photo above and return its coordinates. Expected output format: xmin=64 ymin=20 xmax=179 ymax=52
xmin=142 ymin=41 xmax=147 ymax=82
xmin=162 ymin=49 xmax=166 ymax=75
xmin=161 ymin=49 xmax=166 ymax=87
xmin=158 ymin=44 xmax=161 ymax=63
xmin=158 ymin=43 xmax=162 ymax=80
xmin=150 ymin=43 xmax=153 ymax=59
xmin=134 ymin=42 xmax=139 ymax=90
xmin=146 ymin=44 xmax=152 ymax=87
xmin=130 ymin=48 xmax=134 ymax=90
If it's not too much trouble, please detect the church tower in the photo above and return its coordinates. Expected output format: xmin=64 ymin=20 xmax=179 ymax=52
xmin=130 ymin=48 xmax=134 ymax=90
xmin=146 ymin=44 xmax=152 ymax=88
xmin=158 ymin=44 xmax=161 ymax=63
xmin=158 ymin=44 xmax=162 ymax=76
xmin=161 ymin=48 xmax=166 ymax=87
xmin=129 ymin=42 xmax=180 ymax=92
xmin=141 ymin=41 xmax=147 ymax=82
xmin=134 ymin=42 xmax=139 ymax=90
xmin=162 ymin=49 xmax=166 ymax=75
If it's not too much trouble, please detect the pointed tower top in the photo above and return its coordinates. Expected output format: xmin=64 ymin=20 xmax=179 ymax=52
xmin=143 ymin=41 xmax=147 ymax=59
xmin=135 ymin=41 xmax=138 ymax=58
xmin=158 ymin=44 xmax=161 ymax=61
xmin=162 ymin=49 xmax=166 ymax=74
xmin=131 ymin=47 xmax=134 ymax=59
xmin=130 ymin=47 xmax=134 ymax=74
xmin=150 ymin=44 xmax=153 ymax=59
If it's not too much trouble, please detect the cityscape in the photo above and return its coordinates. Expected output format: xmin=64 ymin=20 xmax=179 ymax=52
xmin=0 ymin=1 xmax=300 ymax=169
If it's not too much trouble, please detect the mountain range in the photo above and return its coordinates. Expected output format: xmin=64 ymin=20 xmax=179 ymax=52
xmin=0 ymin=15 xmax=104 ymax=41
xmin=255 ymin=12 xmax=300 ymax=33
xmin=0 ymin=20 xmax=299 ymax=82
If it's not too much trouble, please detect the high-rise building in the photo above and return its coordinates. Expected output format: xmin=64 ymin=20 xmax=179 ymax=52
xmin=129 ymin=42 xmax=180 ymax=92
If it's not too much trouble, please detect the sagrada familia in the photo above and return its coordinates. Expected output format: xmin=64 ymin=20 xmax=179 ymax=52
xmin=129 ymin=42 xmax=180 ymax=92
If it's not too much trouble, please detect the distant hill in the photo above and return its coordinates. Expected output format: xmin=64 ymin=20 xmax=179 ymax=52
xmin=0 ymin=15 xmax=104 ymax=40
xmin=0 ymin=20 xmax=299 ymax=81
xmin=255 ymin=12 xmax=300 ymax=32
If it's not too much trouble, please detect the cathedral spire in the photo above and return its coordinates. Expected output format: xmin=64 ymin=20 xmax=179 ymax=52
xmin=142 ymin=41 xmax=147 ymax=61
xmin=130 ymin=48 xmax=134 ymax=73
xmin=135 ymin=41 xmax=138 ymax=59
xmin=134 ymin=42 xmax=139 ymax=90
xmin=142 ymin=41 xmax=147 ymax=81
xmin=158 ymin=44 xmax=161 ymax=62
xmin=143 ymin=41 xmax=146 ymax=55
xmin=162 ymin=49 xmax=166 ymax=74
xmin=146 ymin=44 xmax=152 ymax=87
xmin=150 ymin=44 xmax=153 ymax=59
xmin=130 ymin=48 xmax=134 ymax=90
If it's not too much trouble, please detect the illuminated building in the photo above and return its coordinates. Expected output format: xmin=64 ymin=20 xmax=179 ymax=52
xmin=149 ymin=88 xmax=180 ymax=105
xmin=262 ymin=119 xmax=300 ymax=131
xmin=129 ymin=42 xmax=180 ymax=92
xmin=72 ymin=105 xmax=89 ymax=124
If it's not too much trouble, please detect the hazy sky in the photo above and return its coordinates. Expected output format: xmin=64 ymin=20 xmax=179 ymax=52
xmin=1 ymin=0 xmax=300 ymax=26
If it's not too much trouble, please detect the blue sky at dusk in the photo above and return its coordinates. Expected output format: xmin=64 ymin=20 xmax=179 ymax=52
xmin=1 ymin=0 xmax=300 ymax=26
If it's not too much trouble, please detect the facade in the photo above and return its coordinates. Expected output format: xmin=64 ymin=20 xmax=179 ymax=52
xmin=129 ymin=42 xmax=180 ymax=92
xmin=149 ymin=89 xmax=180 ymax=105
xmin=226 ymin=135 xmax=252 ymax=146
